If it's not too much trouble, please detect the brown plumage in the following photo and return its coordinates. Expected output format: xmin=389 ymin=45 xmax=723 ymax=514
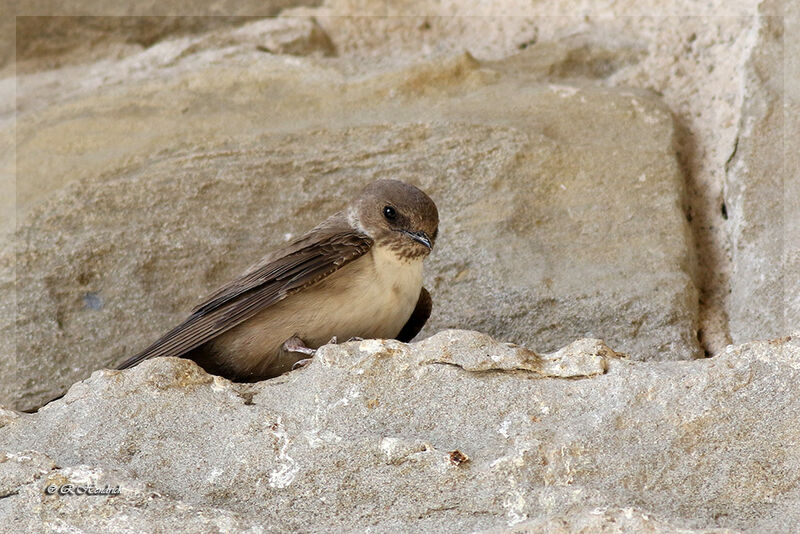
xmin=117 ymin=179 xmax=439 ymax=381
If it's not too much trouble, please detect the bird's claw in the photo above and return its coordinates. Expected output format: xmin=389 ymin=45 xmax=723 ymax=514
xmin=282 ymin=335 xmax=316 ymax=356
xmin=283 ymin=335 xmax=364 ymax=374
xmin=292 ymin=358 xmax=313 ymax=371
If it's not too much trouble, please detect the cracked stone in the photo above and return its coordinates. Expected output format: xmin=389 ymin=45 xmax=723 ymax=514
xmin=1 ymin=333 xmax=798 ymax=532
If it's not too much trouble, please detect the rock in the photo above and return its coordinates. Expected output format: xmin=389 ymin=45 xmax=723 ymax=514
xmin=283 ymin=1 xmax=781 ymax=354
xmin=0 ymin=458 xmax=272 ymax=532
xmin=229 ymin=17 xmax=335 ymax=56
xmin=5 ymin=44 xmax=699 ymax=410
xmin=1 ymin=4 xmax=794 ymax=532
xmin=484 ymin=507 xmax=739 ymax=533
xmin=413 ymin=331 xmax=619 ymax=376
xmin=787 ymin=6 xmax=800 ymax=335
xmin=4 ymin=2 xmax=325 ymax=73
xmin=724 ymin=1 xmax=796 ymax=343
xmin=1 ymin=332 xmax=797 ymax=532
xmin=0 ymin=450 xmax=57 ymax=498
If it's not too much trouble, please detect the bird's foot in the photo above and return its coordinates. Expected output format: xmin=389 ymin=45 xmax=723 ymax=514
xmin=291 ymin=358 xmax=313 ymax=370
xmin=283 ymin=336 xmax=364 ymax=373
xmin=282 ymin=335 xmax=316 ymax=356
xmin=284 ymin=336 xmax=316 ymax=371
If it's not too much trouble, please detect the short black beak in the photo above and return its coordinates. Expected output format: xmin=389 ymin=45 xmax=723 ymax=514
xmin=403 ymin=230 xmax=433 ymax=249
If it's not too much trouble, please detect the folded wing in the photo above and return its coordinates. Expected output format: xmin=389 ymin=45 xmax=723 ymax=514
xmin=117 ymin=225 xmax=373 ymax=370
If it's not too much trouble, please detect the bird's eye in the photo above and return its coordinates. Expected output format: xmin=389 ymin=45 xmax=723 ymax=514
xmin=383 ymin=205 xmax=397 ymax=221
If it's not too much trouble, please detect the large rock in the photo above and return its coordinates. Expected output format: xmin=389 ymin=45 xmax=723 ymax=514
xmin=4 ymin=42 xmax=699 ymax=410
xmin=1 ymin=4 xmax=794 ymax=532
xmin=724 ymin=2 xmax=796 ymax=343
xmin=290 ymin=0 xmax=771 ymax=356
xmin=1 ymin=332 xmax=797 ymax=532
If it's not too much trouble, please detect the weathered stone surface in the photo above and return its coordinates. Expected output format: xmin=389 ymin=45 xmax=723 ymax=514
xmin=289 ymin=1 xmax=774 ymax=356
xmin=3 ymin=2 xmax=789 ymax=381
xmin=414 ymin=331 xmax=618 ymax=377
xmin=2 ymin=2 xmax=324 ymax=72
xmin=2 ymin=5 xmax=794 ymax=531
xmin=485 ymin=507 xmax=738 ymax=534
xmin=0 ymin=456 xmax=272 ymax=532
xmin=1 ymin=332 xmax=797 ymax=532
xmin=223 ymin=17 xmax=335 ymax=56
xmin=787 ymin=6 xmax=800 ymax=338
xmin=724 ymin=3 xmax=795 ymax=343
xmin=4 ymin=35 xmax=700 ymax=410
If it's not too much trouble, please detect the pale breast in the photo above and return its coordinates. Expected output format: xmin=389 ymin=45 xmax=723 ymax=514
xmin=208 ymin=244 xmax=424 ymax=378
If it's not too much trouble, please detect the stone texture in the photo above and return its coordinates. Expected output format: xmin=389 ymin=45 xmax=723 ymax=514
xmin=1 ymin=1 xmax=324 ymax=72
xmin=5 ymin=43 xmax=699 ymax=410
xmin=485 ymin=507 xmax=738 ymax=533
xmin=787 ymin=5 xmax=800 ymax=338
xmin=415 ymin=332 xmax=615 ymax=376
xmin=289 ymin=0 xmax=767 ymax=355
xmin=724 ymin=2 xmax=795 ymax=343
xmin=1 ymin=4 xmax=794 ymax=532
xmin=0 ymin=454 xmax=272 ymax=532
xmin=5 ymin=2 xmax=789 ymax=360
xmin=1 ymin=332 xmax=798 ymax=533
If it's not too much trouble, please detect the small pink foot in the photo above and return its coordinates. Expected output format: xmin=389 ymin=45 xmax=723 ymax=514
xmin=291 ymin=358 xmax=313 ymax=370
xmin=282 ymin=335 xmax=316 ymax=356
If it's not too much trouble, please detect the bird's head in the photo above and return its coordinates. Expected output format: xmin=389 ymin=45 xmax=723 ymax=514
xmin=352 ymin=179 xmax=439 ymax=260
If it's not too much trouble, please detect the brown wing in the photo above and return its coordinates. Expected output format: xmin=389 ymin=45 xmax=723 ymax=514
xmin=395 ymin=287 xmax=432 ymax=343
xmin=117 ymin=222 xmax=373 ymax=370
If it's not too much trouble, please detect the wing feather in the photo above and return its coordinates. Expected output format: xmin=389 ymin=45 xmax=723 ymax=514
xmin=395 ymin=287 xmax=432 ymax=342
xmin=117 ymin=227 xmax=372 ymax=370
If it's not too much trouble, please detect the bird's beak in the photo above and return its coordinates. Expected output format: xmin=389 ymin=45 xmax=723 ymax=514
xmin=403 ymin=230 xmax=433 ymax=250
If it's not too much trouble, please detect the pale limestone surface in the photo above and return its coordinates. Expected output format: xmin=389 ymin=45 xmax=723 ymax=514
xmin=1 ymin=333 xmax=798 ymax=533
xmin=485 ymin=507 xmax=739 ymax=534
xmin=1 ymin=1 xmax=323 ymax=73
xmin=786 ymin=6 xmax=800 ymax=339
xmin=0 ymin=2 xmax=795 ymax=532
xmin=724 ymin=0 xmax=793 ymax=343
xmin=5 ymin=41 xmax=699 ymax=411
xmin=3 ymin=2 xmax=792 ymax=358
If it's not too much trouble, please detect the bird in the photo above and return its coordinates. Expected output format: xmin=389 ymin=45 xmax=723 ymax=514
xmin=116 ymin=179 xmax=439 ymax=382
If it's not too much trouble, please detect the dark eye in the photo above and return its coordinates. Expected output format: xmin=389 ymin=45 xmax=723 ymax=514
xmin=383 ymin=205 xmax=397 ymax=220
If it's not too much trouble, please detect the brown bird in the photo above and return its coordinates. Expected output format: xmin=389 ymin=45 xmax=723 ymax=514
xmin=117 ymin=179 xmax=439 ymax=381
